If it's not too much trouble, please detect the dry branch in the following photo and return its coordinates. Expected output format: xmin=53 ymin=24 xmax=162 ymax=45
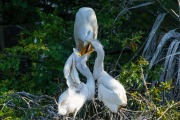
xmin=0 ymin=91 xmax=158 ymax=120
xmin=0 ymin=91 xmax=58 ymax=119
xmin=113 ymin=1 xmax=154 ymax=25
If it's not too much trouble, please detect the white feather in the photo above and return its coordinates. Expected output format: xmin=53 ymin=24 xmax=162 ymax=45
xmin=58 ymin=7 xmax=96 ymax=118
xmin=58 ymin=49 xmax=95 ymax=118
xmin=74 ymin=7 xmax=98 ymax=50
xmin=58 ymin=84 xmax=87 ymax=116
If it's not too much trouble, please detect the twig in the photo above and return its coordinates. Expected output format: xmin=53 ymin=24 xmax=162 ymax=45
xmin=1 ymin=99 xmax=13 ymax=110
xmin=121 ymin=108 xmax=148 ymax=113
xmin=113 ymin=1 xmax=154 ymax=25
xmin=1 ymin=91 xmax=58 ymax=119
xmin=114 ymin=48 xmax=124 ymax=70
xmin=152 ymin=51 xmax=180 ymax=66
xmin=157 ymin=101 xmax=180 ymax=120
xmin=21 ymin=96 xmax=31 ymax=108
xmin=92 ymin=99 xmax=99 ymax=119
xmin=140 ymin=67 xmax=148 ymax=93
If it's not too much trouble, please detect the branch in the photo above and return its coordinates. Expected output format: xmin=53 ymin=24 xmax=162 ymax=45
xmin=0 ymin=91 xmax=58 ymax=119
xmin=113 ymin=1 xmax=154 ymax=25
xmin=157 ymin=101 xmax=180 ymax=120
xmin=140 ymin=67 xmax=148 ymax=93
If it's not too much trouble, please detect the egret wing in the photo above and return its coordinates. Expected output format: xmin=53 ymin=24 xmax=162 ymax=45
xmin=98 ymin=84 xmax=119 ymax=112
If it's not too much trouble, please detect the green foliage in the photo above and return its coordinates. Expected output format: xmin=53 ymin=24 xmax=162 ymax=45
xmin=121 ymin=31 xmax=144 ymax=52
xmin=118 ymin=56 xmax=180 ymax=119
xmin=119 ymin=56 xmax=149 ymax=91
xmin=0 ymin=10 xmax=74 ymax=95
xmin=0 ymin=91 xmax=20 ymax=119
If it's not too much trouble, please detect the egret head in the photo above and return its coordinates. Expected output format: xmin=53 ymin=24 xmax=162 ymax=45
xmin=85 ymin=39 xmax=103 ymax=51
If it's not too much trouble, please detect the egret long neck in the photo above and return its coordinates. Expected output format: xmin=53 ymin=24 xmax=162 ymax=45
xmin=93 ymin=44 xmax=105 ymax=79
xmin=83 ymin=67 xmax=95 ymax=100
xmin=75 ymin=56 xmax=95 ymax=100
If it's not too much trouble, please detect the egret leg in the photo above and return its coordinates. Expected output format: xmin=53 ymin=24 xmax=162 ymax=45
xmin=72 ymin=109 xmax=78 ymax=120
xmin=110 ymin=112 xmax=113 ymax=120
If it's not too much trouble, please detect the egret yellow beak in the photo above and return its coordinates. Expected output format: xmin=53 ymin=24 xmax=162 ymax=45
xmin=73 ymin=40 xmax=94 ymax=56
xmin=78 ymin=40 xmax=94 ymax=56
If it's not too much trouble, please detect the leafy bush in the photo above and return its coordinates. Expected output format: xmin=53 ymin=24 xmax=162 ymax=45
xmin=118 ymin=56 xmax=180 ymax=119
xmin=0 ymin=10 xmax=74 ymax=95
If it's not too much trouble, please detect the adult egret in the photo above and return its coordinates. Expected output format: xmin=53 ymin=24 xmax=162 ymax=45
xmin=58 ymin=48 xmax=95 ymax=119
xmin=86 ymin=39 xmax=127 ymax=118
xmin=74 ymin=7 xmax=98 ymax=51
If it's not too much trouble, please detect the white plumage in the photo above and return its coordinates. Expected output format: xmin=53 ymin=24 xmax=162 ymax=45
xmin=74 ymin=50 xmax=95 ymax=100
xmin=86 ymin=39 xmax=127 ymax=113
xmin=58 ymin=7 xmax=97 ymax=119
xmin=74 ymin=7 xmax=98 ymax=50
xmin=58 ymin=86 xmax=87 ymax=117
xmin=58 ymin=49 xmax=95 ymax=119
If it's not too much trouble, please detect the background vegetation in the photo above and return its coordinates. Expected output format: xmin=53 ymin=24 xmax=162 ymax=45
xmin=0 ymin=0 xmax=180 ymax=119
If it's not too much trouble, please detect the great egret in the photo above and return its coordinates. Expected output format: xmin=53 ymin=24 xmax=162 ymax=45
xmin=86 ymin=39 xmax=127 ymax=117
xmin=74 ymin=7 xmax=98 ymax=51
xmin=58 ymin=48 xmax=95 ymax=119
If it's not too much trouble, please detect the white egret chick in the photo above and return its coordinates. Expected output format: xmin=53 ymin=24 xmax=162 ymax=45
xmin=86 ymin=39 xmax=127 ymax=117
xmin=58 ymin=48 xmax=95 ymax=119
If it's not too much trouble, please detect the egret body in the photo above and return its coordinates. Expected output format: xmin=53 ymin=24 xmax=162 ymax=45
xmin=86 ymin=39 xmax=127 ymax=113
